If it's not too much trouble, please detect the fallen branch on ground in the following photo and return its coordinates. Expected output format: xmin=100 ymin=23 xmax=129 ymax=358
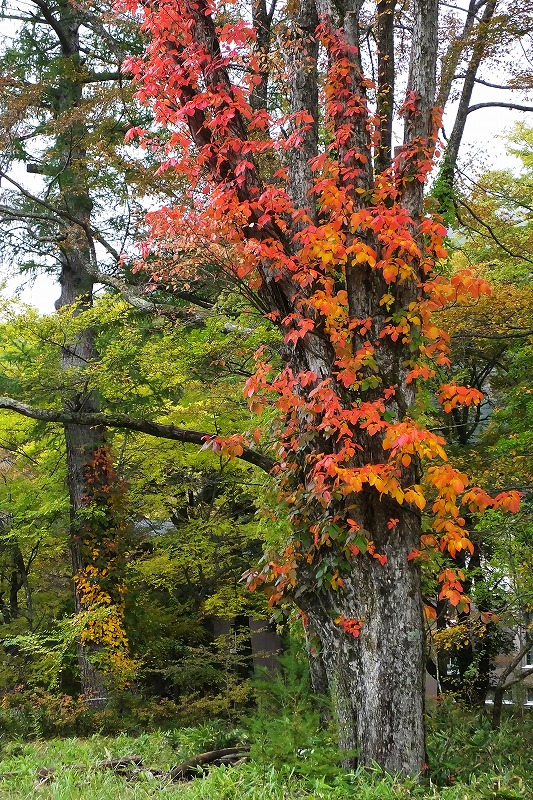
xmin=32 ymin=746 xmax=250 ymax=785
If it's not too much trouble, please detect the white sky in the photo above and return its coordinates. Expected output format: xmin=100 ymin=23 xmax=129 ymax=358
xmin=2 ymin=271 xmax=57 ymax=314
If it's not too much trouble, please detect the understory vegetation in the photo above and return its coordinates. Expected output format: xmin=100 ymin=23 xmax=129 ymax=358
xmin=1 ymin=703 xmax=532 ymax=799
xmin=1 ymin=651 xmax=533 ymax=798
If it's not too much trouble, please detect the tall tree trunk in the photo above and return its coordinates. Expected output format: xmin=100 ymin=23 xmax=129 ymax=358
xmin=52 ymin=0 xmax=112 ymax=700
xmin=375 ymin=0 xmax=396 ymax=173
xmin=57 ymin=261 xmax=109 ymax=701
xmin=12 ymin=545 xmax=33 ymax=628
xmin=92 ymin=0 xmax=460 ymax=775
xmin=437 ymin=0 xmax=498 ymax=201
xmin=304 ymin=624 xmax=329 ymax=698
xmin=297 ymin=497 xmax=425 ymax=772
xmin=250 ymin=0 xmax=272 ymax=113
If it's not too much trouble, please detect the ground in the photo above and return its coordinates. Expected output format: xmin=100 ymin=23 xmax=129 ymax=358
xmin=0 ymin=710 xmax=532 ymax=800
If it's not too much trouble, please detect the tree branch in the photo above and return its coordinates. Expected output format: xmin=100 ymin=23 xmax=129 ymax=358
xmin=494 ymin=634 xmax=532 ymax=689
xmin=88 ymin=267 xmax=197 ymax=317
xmin=81 ymin=71 xmax=129 ymax=84
xmin=67 ymin=0 xmax=128 ymax=60
xmin=441 ymin=0 xmax=497 ymax=178
xmin=0 ymin=170 xmax=121 ymax=262
xmin=454 ymin=74 xmax=514 ymax=90
xmin=0 ymin=14 xmax=47 ymax=23
xmin=29 ymin=0 xmax=72 ymax=54
xmin=452 ymin=328 xmax=533 ymax=340
xmin=467 ymin=101 xmax=533 ymax=114
xmin=499 ymin=666 xmax=533 ymax=691
xmin=0 ymin=397 xmax=275 ymax=473
xmin=0 ymin=193 xmax=203 ymax=317
xmin=492 ymin=632 xmax=533 ymax=728
xmin=437 ymin=0 xmax=478 ymax=109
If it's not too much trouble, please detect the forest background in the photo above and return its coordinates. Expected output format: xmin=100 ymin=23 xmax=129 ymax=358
xmin=0 ymin=0 xmax=532 ymax=791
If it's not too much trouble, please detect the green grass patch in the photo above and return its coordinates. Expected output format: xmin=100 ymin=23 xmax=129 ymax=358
xmin=0 ymin=708 xmax=533 ymax=800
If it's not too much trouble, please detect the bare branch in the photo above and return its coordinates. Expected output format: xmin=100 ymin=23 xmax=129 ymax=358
xmin=492 ymin=635 xmax=533 ymax=697
xmin=467 ymin=101 xmax=533 ymax=114
xmin=454 ymin=74 xmax=514 ymax=90
xmin=499 ymin=666 xmax=533 ymax=691
xmin=0 ymin=397 xmax=275 ymax=473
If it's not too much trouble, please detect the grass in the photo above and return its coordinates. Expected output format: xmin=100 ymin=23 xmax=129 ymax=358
xmin=1 ymin=709 xmax=533 ymax=800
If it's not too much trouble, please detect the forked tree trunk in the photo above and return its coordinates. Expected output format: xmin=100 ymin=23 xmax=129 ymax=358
xmin=117 ymin=0 xmax=440 ymax=775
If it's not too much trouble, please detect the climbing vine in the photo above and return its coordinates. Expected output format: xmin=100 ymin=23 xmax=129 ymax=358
xmin=74 ymin=448 xmax=137 ymax=682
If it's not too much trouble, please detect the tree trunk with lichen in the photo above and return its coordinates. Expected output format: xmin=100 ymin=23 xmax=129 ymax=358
xmin=299 ymin=509 xmax=425 ymax=773
xmin=52 ymin=0 xmax=111 ymax=702
xmin=57 ymin=260 xmax=109 ymax=702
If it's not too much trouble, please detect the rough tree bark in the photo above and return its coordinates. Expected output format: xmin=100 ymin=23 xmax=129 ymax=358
xmin=109 ymin=0 xmax=444 ymax=775
xmin=299 ymin=509 xmax=425 ymax=772
xmin=39 ymin=0 xmax=116 ymax=700
xmin=284 ymin=0 xmax=435 ymax=773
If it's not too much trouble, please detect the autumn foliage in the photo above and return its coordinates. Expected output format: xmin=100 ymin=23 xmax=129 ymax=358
xmin=120 ymin=0 xmax=519 ymax=613
xmin=116 ymin=0 xmax=523 ymax=772
xmin=74 ymin=449 xmax=136 ymax=681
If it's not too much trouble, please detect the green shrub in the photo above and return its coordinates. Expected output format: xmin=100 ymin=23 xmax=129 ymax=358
xmin=0 ymin=682 xmax=253 ymax=740
xmin=245 ymin=642 xmax=344 ymax=781
xmin=0 ymin=689 xmax=86 ymax=739
xmin=0 ymin=710 xmax=533 ymax=799
xmin=426 ymin=695 xmax=533 ymax=786
xmin=164 ymin=720 xmax=246 ymax=759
